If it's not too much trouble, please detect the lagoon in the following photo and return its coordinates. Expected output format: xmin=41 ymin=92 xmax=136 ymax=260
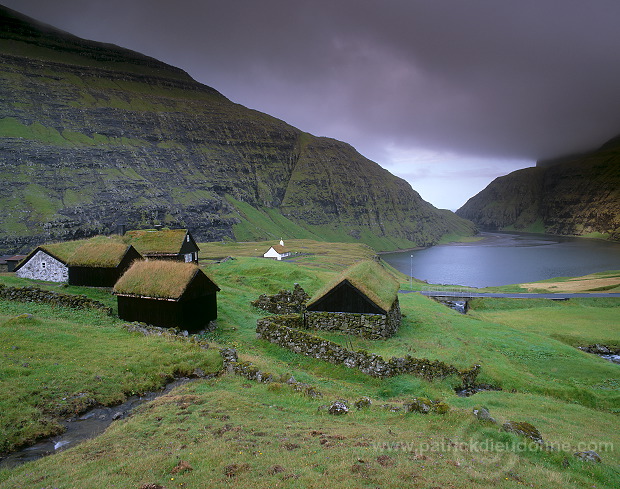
xmin=381 ymin=232 xmax=620 ymax=288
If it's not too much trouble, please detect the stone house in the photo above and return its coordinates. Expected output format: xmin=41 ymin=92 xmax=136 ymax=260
xmin=124 ymin=228 xmax=200 ymax=263
xmin=304 ymin=260 xmax=402 ymax=339
xmin=114 ymin=260 xmax=220 ymax=332
xmin=14 ymin=245 xmax=73 ymax=282
xmin=263 ymin=239 xmax=291 ymax=261
xmin=14 ymin=236 xmax=141 ymax=285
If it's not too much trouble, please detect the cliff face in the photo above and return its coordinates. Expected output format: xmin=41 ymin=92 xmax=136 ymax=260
xmin=456 ymin=137 xmax=620 ymax=240
xmin=0 ymin=6 xmax=474 ymax=253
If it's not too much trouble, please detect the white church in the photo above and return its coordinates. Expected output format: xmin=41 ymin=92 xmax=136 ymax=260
xmin=263 ymin=239 xmax=291 ymax=261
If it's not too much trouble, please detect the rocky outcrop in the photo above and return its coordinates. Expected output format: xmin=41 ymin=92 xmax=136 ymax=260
xmin=0 ymin=6 xmax=475 ymax=254
xmin=456 ymin=136 xmax=620 ymax=240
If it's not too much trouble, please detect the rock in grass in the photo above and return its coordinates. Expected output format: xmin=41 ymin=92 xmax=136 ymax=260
xmin=328 ymin=400 xmax=349 ymax=415
xmin=354 ymin=397 xmax=372 ymax=410
xmin=403 ymin=397 xmax=433 ymax=414
xmin=502 ymin=421 xmax=543 ymax=444
xmin=473 ymin=406 xmax=497 ymax=424
xmin=574 ymin=450 xmax=602 ymax=463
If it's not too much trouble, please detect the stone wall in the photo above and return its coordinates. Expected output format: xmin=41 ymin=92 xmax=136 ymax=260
xmin=15 ymin=250 xmax=68 ymax=282
xmin=0 ymin=284 xmax=112 ymax=315
xmin=251 ymin=283 xmax=310 ymax=314
xmin=304 ymin=298 xmax=401 ymax=339
xmin=256 ymin=314 xmax=480 ymax=385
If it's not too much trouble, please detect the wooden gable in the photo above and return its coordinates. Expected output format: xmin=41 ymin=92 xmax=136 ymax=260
xmin=306 ymin=278 xmax=386 ymax=315
xmin=306 ymin=260 xmax=399 ymax=315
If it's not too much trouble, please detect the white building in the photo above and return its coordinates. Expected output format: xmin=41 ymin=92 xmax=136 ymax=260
xmin=263 ymin=239 xmax=291 ymax=261
xmin=14 ymin=247 xmax=69 ymax=282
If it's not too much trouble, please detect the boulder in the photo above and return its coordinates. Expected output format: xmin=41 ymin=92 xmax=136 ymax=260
xmin=502 ymin=421 xmax=543 ymax=444
xmin=574 ymin=450 xmax=602 ymax=463
xmin=403 ymin=397 xmax=433 ymax=414
xmin=328 ymin=400 xmax=349 ymax=415
xmin=473 ymin=406 xmax=497 ymax=424
xmin=354 ymin=397 xmax=372 ymax=410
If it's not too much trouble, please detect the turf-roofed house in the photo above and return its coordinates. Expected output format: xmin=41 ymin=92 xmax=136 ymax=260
xmin=305 ymin=260 xmax=402 ymax=339
xmin=114 ymin=261 xmax=220 ymax=331
xmin=68 ymin=241 xmax=142 ymax=287
xmin=14 ymin=240 xmax=85 ymax=282
xmin=124 ymin=228 xmax=200 ymax=263
xmin=14 ymin=237 xmax=143 ymax=286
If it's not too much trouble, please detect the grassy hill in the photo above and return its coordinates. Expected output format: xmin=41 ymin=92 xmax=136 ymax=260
xmin=0 ymin=242 xmax=618 ymax=488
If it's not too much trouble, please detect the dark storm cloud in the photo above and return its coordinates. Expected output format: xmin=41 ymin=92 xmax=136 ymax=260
xmin=5 ymin=0 xmax=620 ymax=161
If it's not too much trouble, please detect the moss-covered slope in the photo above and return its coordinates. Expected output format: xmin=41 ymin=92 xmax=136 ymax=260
xmin=0 ymin=6 xmax=474 ymax=253
xmin=456 ymin=136 xmax=620 ymax=240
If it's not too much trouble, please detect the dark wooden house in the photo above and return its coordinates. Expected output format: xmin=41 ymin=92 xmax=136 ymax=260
xmin=124 ymin=228 xmax=200 ymax=263
xmin=114 ymin=260 xmax=219 ymax=332
xmin=5 ymin=255 xmax=26 ymax=272
xmin=68 ymin=243 xmax=142 ymax=287
xmin=305 ymin=260 xmax=402 ymax=338
xmin=0 ymin=255 xmax=25 ymax=273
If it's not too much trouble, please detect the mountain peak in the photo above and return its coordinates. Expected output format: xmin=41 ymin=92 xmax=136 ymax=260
xmin=0 ymin=4 xmax=194 ymax=83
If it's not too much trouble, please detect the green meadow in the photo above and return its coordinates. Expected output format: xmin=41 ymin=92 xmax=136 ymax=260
xmin=0 ymin=241 xmax=618 ymax=488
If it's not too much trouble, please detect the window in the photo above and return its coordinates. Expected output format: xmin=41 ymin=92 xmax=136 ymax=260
xmin=41 ymin=262 xmax=46 ymax=269
xmin=186 ymin=235 xmax=190 ymax=242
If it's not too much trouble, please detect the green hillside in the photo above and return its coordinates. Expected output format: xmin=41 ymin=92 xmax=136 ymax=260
xmin=0 ymin=244 xmax=619 ymax=488
xmin=0 ymin=5 xmax=474 ymax=254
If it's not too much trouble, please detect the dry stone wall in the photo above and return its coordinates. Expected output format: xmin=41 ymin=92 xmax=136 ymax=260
xmin=251 ymin=283 xmax=310 ymax=314
xmin=0 ymin=284 xmax=112 ymax=314
xmin=256 ymin=314 xmax=480 ymax=385
xmin=305 ymin=298 xmax=401 ymax=339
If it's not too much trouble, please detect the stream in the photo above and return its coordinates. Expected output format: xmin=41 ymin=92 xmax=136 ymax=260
xmin=0 ymin=378 xmax=193 ymax=469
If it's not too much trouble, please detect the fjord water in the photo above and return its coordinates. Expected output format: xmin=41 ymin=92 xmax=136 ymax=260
xmin=382 ymin=232 xmax=620 ymax=288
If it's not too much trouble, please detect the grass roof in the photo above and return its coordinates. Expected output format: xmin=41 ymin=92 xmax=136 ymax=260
xmin=114 ymin=260 xmax=201 ymax=300
xmin=124 ymin=229 xmax=189 ymax=254
xmin=68 ymin=242 xmax=132 ymax=267
xmin=308 ymin=259 xmax=400 ymax=312
xmin=41 ymin=241 xmax=89 ymax=262
xmin=40 ymin=235 xmax=126 ymax=264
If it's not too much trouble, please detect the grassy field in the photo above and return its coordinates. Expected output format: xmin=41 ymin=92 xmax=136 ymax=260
xmin=0 ymin=296 xmax=222 ymax=456
xmin=0 ymin=243 xmax=619 ymax=488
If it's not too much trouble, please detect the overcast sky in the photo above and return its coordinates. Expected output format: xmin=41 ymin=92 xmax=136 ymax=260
xmin=5 ymin=1 xmax=620 ymax=210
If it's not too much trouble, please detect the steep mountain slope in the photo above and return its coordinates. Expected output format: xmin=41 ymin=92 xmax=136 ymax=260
xmin=0 ymin=6 xmax=474 ymax=254
xmin=456 ymin=137 xmax=620 ymax=240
